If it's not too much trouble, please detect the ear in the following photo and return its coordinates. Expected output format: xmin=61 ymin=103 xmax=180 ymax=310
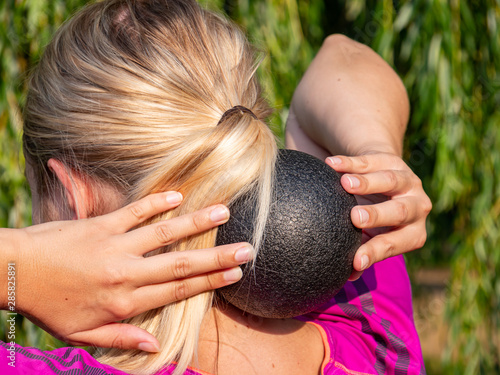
xmin=47 ymin=158 xmax=95 ymax=220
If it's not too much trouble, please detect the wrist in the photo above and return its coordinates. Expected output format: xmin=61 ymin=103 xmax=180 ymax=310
xmin=328 ymin=115 xmax=404 ymax=157
xmin=354 ymin=143 xmax=402 ymax=157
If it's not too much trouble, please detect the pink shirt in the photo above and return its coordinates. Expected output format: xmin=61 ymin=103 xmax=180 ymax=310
xmin=1 ymin=256 xmax=425 ymax=374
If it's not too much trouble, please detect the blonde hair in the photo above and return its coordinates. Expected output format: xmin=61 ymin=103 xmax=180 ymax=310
xmin=23 ymin=0 xmax=277 ymax=374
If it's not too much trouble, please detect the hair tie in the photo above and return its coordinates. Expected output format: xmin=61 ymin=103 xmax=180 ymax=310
xmin=217 ymin=105 xmax=257 ymax=126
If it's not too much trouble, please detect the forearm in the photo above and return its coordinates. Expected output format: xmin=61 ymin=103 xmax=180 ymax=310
xmin=286 ymin=34 xmax=409 ymax=157
xmin=285 ymin=36 xmax=430 ymax=274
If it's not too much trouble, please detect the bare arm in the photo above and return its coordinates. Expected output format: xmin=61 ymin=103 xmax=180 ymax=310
xmin=286 ymin=35 xmax=431 ymax=277
xmin=286 ymin=34 xmax=408 ymax=157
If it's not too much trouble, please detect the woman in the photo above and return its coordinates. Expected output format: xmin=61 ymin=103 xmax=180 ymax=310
xmin=7 ymin=0 xmax=429 ymax=374
xmin=22 ymin=0 xmax=279 ymax=372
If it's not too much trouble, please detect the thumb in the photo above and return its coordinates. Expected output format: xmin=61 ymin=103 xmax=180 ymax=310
xmin=66 ymin=323 xmax=160 ymax=352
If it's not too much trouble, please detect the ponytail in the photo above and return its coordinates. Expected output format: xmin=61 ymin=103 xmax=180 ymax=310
xmin=23 ymin=1 xmax=277 ymax=374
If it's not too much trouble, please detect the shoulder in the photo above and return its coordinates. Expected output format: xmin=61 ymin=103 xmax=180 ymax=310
xmin=299 ymin=256 xmax=426 ymax=375
xmin=0 ymin=342 xmax=128 ymax=375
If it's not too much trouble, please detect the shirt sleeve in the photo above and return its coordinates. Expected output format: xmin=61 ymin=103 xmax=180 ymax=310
xmin=0 ymin=341 xmax=129 ymax=375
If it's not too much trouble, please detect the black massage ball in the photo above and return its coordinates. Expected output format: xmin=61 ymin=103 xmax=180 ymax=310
xmin=216 ymin=149 xmax=362 ymax=318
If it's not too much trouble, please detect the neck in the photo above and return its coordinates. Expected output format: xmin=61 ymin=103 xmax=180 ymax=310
xmin=195 ymin=302 xmax=324 ymax=375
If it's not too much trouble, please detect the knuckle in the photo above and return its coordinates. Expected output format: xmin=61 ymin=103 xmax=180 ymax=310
xmin=358 ymin=155 xmax=370 ymax=171
xmin=358 ymin=174 xmax=367 ymax=188
xmin=191 ymin=213 xmax=206 ymax=233
xmin=394 ymin=201 xmax=409 ymax=225
xmin=413 ymin=174 xmax=423 ymax=187
xmin=172 ymin=256 xmax=192 ymax=279
xmin=110 ymin=335 xmax=126 ymax=350
xmin=423 ymin=197 xmax=433 ymax=214
xmin=214 ymin=249 xmax=226 ymax=270
xmin=383 ymin=170 xmax=398 ymax=190
xmin=174 ymin=281 xmax=190 ymax=301
xmin=380 ymin=237 xmax=396 ymax=259
xmin=206 ymin=274 xmax=219 ymax=290
xmin=102 ymin=262 xmax=128 ymax=286
xmin=415 ymin=234 xmax=427 ymax=249
xmin=360 ymin=242 xmax=378 ymax=264
xmin=410 ymin=174 xmax=423 ymax=192
xmin=364 ymin=206 xmax=376 ymax=226
xmin=109 ymin=298 xmax=134 ymax=320
xmin=352 ymin=174 xmax=368 ymax=193
xmin=128 ymin=203 xmax=146 ymax=222
xmin=360 ymin=242 xmax=374 ymax=257
xmin=155 ymin=224 xmax=175 ymax=245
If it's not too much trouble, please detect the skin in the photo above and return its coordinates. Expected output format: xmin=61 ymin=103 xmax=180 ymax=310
xmin=13 ymin=35 xmax=430 ymax=374
xmin=1 ymin=174 xmax=254 ymax=352
xmin=31 ymin=160 xmax=326 ymax=374
xmin=286 ymin=34 xmax=432 ymax=279
xmin=197 ymin=304 xmax=324 ymax=375
xmin=0 ymin=34 xmax=430 ymax=364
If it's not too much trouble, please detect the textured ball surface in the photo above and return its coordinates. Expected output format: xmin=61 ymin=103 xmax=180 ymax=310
xmin=216 ymin=149 xmax=362 ymax=318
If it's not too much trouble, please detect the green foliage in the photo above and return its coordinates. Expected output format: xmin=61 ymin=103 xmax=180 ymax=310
xmin=212 ymin=0 xmax=324 ymax=140
xmin=1 ymin=0 xmax=89 ymax=228
xmin=0 ymin=311 xmax=67 ymax=350
xmin=0 ymin=0 xmax=90 ymax=348
xmin=340 ymin=0 xmax=500 ymax=373
xmin=1 ymin=0 xmax=499 ymax=373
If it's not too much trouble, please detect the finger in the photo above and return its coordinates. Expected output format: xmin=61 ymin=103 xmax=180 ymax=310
xmin=352 ymin=225 xmax=427 ymax=271
xmin=121 ymin=204 xmax=230 ymax=256
xmin=350 ymin=197 xmax=421 ymax=229
xmin=99 ymin=192 xmax=184 ymax=233
xmin=66 ymin=323 xmax=160 ymax=352
xmin=340 ymin=170 xmax=415 ymax=196
xmin=326 ymin=154 xmax=404 ymax=174
xmin=132 ymin=243 xmax=253 ymax=286
xmin=129 ymin=267 xmax=244 ymax=314
xmin=348 ymin=269 xmax=364 ymax=281
xmin=347 ymin=231 xmax=372 ymax=280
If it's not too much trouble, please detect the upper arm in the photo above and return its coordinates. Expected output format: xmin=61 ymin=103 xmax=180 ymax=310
xmin=286 ymin=34 xmax=409 ymax=157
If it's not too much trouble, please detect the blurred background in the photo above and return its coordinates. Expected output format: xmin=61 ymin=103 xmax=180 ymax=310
xmin=0 ymin=0 xmax=499 ymax=373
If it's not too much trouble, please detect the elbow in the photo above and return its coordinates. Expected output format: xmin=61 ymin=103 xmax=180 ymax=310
xmin=323 ymin=34 xmax=354 ymax=46
xmin=322 ymin=34 xmax=369 ymax=53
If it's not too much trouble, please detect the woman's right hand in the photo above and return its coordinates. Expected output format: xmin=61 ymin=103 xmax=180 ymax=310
xmin=2 ymin=192 xmax=252 ymax=352
xmin=326 ymin=153 xmax=432 ymax=280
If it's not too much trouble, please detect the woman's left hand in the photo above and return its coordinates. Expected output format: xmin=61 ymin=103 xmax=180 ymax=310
xmin=9 ymin=193 xmax=253 ymax=351
xmin=326 ymin=153 xmax=432 ymax=280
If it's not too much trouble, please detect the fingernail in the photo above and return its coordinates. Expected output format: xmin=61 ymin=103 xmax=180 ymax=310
xmin=138 ymin=342 xmax=160 ymax=353
xmin=357 ymin=208 xmax=369 ymax=224
xmin=166 ymin=192 xmax=183 ymax=204
xmin=360 ymin=255 xmax=369 ymax=270
xmin=328 ymin=157 xmax=342 ymax=165
xmin=234 ymin=245 xmax=254 ymax=263
xmin=224 ymin=267 xmax=243 ymax=282
xmin=210 ymin=206 xmax=229 ymax=222
xmin=346 ymin=175 xmax=360 ymax=189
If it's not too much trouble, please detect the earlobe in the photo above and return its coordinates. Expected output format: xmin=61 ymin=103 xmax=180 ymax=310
xmin=47 ymin=158 xmax=94 ymax=219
